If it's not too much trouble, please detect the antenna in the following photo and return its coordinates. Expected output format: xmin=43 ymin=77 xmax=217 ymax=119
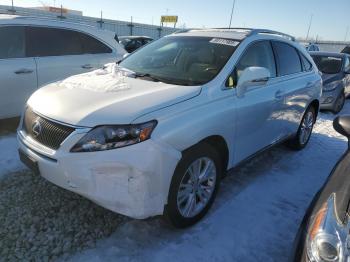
xmin=228 ymin=0 xmax=237 ymax=28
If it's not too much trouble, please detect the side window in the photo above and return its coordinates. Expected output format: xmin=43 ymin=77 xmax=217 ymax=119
xmin=79 ymin=33 xmax=112 ymax=54
xmin=300 ymin=53 xmax=313 ymax=71
xmin=0 ymin=26 xmax=25 ymax=59
xmin=226 ymin=41 xmax=276 ymax=87
xmin=26 ymin=27 xmax=83 ymax=57
xmin=26 ymin=27 xmax=111 ymax=57
xmin=272 ymin=41 xmax=302 ymax=76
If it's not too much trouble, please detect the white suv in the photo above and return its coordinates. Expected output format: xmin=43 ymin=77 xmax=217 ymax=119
xmin=0 ymin=15 xmax=126 ymax=120
xmin=18 ymin=28 xmax=322 ymax=228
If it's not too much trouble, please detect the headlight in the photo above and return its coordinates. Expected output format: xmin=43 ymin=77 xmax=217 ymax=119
xmin=306 ymin=196 xmax=345 ymax=262
xmin=71 ymin=120 xmax=157 ymax=152
xmin=323 ymin=82 xmax=340 ymax=92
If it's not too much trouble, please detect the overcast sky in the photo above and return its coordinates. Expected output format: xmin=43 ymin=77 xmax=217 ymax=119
xmin=0 ymin=0 xmax=349 ymax=41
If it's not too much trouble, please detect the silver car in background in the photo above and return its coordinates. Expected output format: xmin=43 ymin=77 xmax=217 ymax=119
xmin=310 ymin=52 xmax=350 ymax=113
xmin=0 ymin=15 xmax=126 ymax=120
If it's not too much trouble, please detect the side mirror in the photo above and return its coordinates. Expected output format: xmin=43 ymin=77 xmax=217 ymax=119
xmin=333 ymin=116 xmax=350 ymax=147
xmin=236 ymin=67 xmax=270 ymax=97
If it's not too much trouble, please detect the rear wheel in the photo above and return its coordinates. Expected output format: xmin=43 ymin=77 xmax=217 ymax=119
xmin=332 ymin=92 xmax=345 ymax=114
xmin=288 ymin=106 xmax=316 ymax=150
xmin=164 ymin=143 xmax=222 ymax=228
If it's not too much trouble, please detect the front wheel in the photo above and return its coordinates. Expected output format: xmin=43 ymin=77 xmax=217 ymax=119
xmin=287 ymin=107 xmax=316 ymax=150
xmin=164 ymin=143 xmax=222 ymax=228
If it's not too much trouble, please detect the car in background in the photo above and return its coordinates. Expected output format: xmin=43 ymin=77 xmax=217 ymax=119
xmin=292 ymin=115 xmax=350 ymax=262
xmin=119 ymin=36 xmax=153 ymax=53
xmin=0 ymin=15 xmax=126 ymax=120
xmin=341 ymin=45 xmax=350 ymax=55
xmin=310 ymin=52 xmax=350 ymax=113
xmin=306 ymin=43 xmax=320 ymax=52
xmin=18 ymin=28 xmax=321 ymax=228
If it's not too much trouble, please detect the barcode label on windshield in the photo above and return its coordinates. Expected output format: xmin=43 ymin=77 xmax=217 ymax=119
xmin=210 ymin=38 xmax=239 ymax=47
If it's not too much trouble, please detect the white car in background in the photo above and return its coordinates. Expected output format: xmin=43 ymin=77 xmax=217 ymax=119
xmin=0 ymin=15 xmax=126 ymax=120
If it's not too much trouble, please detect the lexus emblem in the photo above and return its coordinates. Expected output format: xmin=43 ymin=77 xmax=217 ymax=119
xmin=32 ymin=118 xmax=42 ymax=137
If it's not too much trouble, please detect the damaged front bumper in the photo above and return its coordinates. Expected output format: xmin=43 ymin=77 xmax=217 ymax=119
xmin=17 ymin=129 xmax=181 ymax=219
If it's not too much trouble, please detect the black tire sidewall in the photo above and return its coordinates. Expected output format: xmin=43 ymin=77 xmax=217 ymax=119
xmin=289 ymin=106 xmax=316 ymax=150
xmin=165 ymin=143 xmax=222 ymax=228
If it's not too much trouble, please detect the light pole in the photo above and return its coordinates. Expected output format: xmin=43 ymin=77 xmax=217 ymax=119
xmin=345 ymin=26 xmax=349 ymax=42
xmin=306 ymin=14 xmax=313 ymax=42
xmin=229 ymin=0 xmax=237 ymax=29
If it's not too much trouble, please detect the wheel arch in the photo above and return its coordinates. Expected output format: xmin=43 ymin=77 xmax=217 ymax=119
xmin=182 ymin=135 xmax=230 ymax=173
xmin=308 ymin=99 xmax=320 ymax=121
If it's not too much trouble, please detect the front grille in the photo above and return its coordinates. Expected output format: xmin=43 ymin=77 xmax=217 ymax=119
xmin=23 ymin=108 xmax=75 ymax=150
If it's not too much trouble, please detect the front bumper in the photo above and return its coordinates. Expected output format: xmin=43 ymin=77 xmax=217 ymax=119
xmin=17 ymin=129 xmax=181 ymax=219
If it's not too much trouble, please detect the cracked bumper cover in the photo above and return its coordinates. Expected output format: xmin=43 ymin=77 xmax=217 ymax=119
xmin=17 ymin=130 xmax=181 ymax=219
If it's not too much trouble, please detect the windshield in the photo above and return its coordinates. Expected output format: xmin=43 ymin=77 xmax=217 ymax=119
xmin=119 ymin=36 xmax=239 ymax=86
xmin=311 ymin=55 xmax=343 ymax=74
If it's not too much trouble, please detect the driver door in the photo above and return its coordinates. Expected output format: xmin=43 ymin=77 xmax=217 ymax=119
xmin=231 ymin=40 xmax=284 ymax=163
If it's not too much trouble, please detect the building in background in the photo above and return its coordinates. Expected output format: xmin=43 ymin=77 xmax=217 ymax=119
xmin=32 ymin=6 xmax=83 ymax=16
xmin=0 ymin=4 xmax=177 ymax=39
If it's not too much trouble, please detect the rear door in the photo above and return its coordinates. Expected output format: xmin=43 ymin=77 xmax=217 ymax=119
xmin=25 ymin=26 xmax=116 ymax=87
xmin=271 ymin=41 xmax=316 ymax=135
xmin=0 ymin=26 xmax=37 ymax=119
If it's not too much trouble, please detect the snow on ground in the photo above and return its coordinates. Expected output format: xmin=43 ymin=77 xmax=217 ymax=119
xmin=0 ymin=135 xmax=26 ymax=179
xmin=0 ymin=103 xmax=349 ymax=262
xmin=68 ymin=104 xmax=349 ymax=262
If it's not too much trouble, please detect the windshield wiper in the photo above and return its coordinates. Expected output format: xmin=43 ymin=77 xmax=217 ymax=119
xmin=132 ymin=72 xmax=163 ymax=82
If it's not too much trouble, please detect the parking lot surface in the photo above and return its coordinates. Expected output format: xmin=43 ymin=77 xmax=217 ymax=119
xmin=0 ymin=103 xmax=348 ymax=261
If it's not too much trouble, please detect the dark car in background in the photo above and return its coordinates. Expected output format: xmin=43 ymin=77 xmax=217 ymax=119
xmin=119 ymin=36 xmax=153 ymax=53
xmin=306 ymin=43 xmax=320 ymax=52
xmin=292 ymin=115 xmax=350 ymax=262
xmin=341 ymin=45 xmax=350 ymax=55
xmin=310 ymin=52 xmax=350 ymax=113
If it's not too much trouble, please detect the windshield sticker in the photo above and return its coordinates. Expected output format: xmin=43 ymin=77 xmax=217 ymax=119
xmin=210 ymin=38 xmax=239 ymax=47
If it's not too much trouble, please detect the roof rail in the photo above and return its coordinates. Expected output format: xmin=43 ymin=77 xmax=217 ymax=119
xmin=212 ymin=28 xmax=296 ymax=41
xmin=248 ymin=29 xmax=295 ymax=41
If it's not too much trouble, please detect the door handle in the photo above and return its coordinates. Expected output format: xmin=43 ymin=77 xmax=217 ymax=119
xmin=81 ymin=64 xmax=94 ymax=69
xmin=275 ymin=90 xmax=284 ymax=99
xmin=15 ymin=69 xmax=34 ymax=74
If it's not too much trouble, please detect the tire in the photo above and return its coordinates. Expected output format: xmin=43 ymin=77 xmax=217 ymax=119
xmin=332 ymin=92 xmax=345 ymax=114
xmin=287 ymin=106 xmax=316 ymax=150
xmin=164 ymin=143 xmax=222 ymax=228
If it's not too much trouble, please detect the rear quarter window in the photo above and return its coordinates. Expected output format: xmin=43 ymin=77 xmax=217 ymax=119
xmin=299 ymin=53 xmax=313 ymax=71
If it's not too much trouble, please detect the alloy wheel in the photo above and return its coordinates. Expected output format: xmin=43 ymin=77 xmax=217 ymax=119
xmin=299 ymin=111 xmax=314 ymax=145
xmin=176 ymin=157 xmax=217 ymax=218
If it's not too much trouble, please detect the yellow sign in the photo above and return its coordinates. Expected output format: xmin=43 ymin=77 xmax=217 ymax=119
xmin=161 ymin=16 xmax=178 ymax=23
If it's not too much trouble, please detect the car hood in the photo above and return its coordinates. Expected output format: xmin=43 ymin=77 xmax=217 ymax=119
xmin=27 ymin=64 xmax=201 ymax=127
xmin=321 ymin=73 xmax=343 ymax=85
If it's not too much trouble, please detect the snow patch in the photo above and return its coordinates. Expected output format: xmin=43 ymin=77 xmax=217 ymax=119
xmin=61 ymin=63 xmax=132 ymax=93
xmin=0 ymin=135 xmax=26 ymax=179
xmin=69 ymin=104 xmax=350 ymax=262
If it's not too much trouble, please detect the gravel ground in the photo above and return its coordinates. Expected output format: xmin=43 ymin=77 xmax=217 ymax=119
xmin=0 ymin=170 xmax=128 ymax=261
